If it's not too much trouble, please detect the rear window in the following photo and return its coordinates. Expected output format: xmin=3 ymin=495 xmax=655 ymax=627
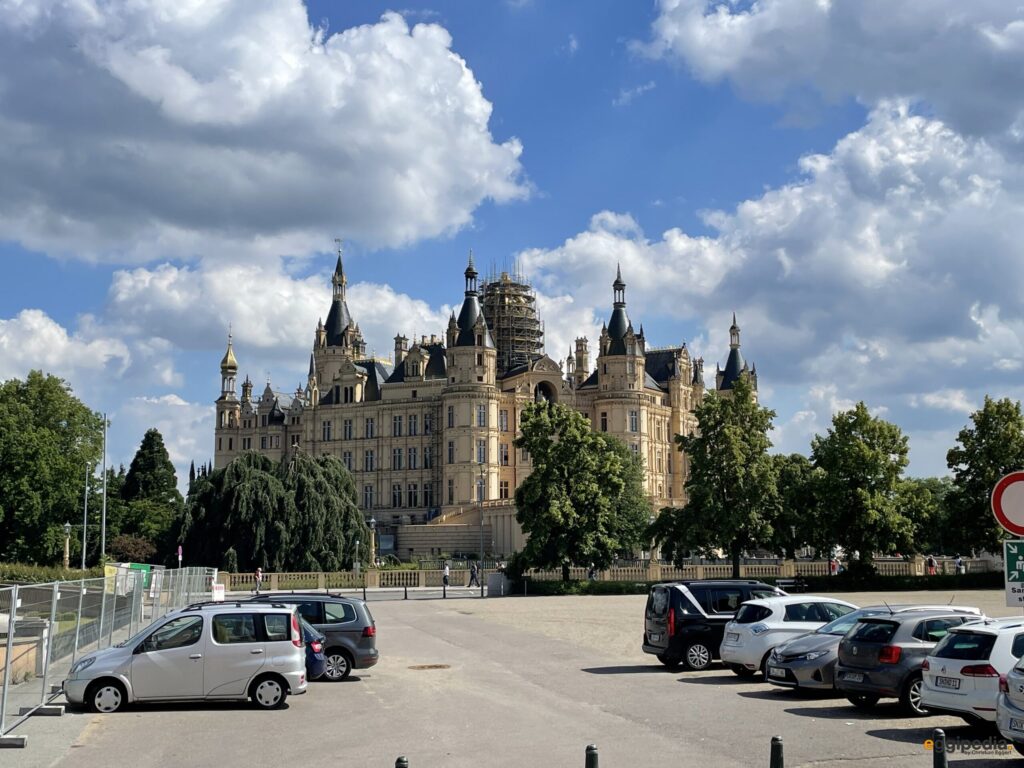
xmin=735 ymin=604 xmax=772 ymax=624
xmin=933 ymin=631 xmax=996 ymax=660
xmin=263 ymin=613 xmax=290 ymax=642
xmin=213 ymin=614 xmax=258 ymax=644
xmin=709 ymin=588 xmax=743 ymax=614
xmin=325 ymin=601 xmax=357 ymax=623
xmin=848 ymin=620 xmax=898 ymax=644
xmin=648 ymin=588 xmax=670 ymax=616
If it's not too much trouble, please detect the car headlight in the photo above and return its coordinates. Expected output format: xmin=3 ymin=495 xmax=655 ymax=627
xmin=70 ymin=657 xmax=95 ymax=675
xmin=803 ymin=650 xmax=829 ymax=661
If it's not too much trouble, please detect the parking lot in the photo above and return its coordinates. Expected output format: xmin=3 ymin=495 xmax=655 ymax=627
xmin=8 ymin=589 xmax=1023 ymax=767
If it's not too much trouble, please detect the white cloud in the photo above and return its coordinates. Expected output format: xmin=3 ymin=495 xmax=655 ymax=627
xmin=612 ymin=81 xmax=657 ymax=107
xmin=0 ymin=4 xmax=526 ymax=262
xmin=0 ymin=309 xmax=131 ymax=381
xmin=910 ymin=389 xmax=977 ymax=415
xmin=566 ymin=33 xmax=579 ymax=55
xmin=117 ymin=394 xmax=214 ymax=491
xmin=642 ymin=0 xmax=1024 ymax=141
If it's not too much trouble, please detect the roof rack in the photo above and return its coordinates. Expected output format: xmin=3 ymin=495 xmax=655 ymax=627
xmin=183 ymin=601 xmax=290 ymax=611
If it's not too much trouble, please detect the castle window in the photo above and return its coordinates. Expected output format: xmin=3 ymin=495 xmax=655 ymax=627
xmin=499 ymin=410 xmax=509 ymax=432
xmin=477 ymin=404 xmax=487 ymax=427
xmin=260 ymin=436 xmax=267 ymax=450
xmin=424 ymin=414 xmax=432 ymax=434
xmin=335 ymin=385 xmax=341 ymax=403
xmin=408 ymin=414 xmax=418 ymax=436
xmin=343 ymin=450 xmax=352 ymax=471
xmin=656 ymin=451 xmax=663 ymax=473
xmin=424 ymin=446 xmax=433 ymax=469
xmin=412 ymin=390 xmax=417 ymax=398
xmin=447 ymin=406 xmax=454 ymax=428
xmin=243 ymin=438 xmax=252 ymax=450
xmin=272 ymin=436 xmax=280 ymax=449
xmin=407 ymin=483 xmax=418 ymax=508
xmin=343 ymin=419 xmax=352 ymax=440
xmin=322 ymin=420 xmax=332 ymax=442
xmin=228 ymin=438 xmax=233 ymax=451
xmin=476 ymin=476 xmax=485 ymax=502
xmin=424 ymin=482 xmax=434 ymax=508
xmin=476 ymin=439 xmax=486 ymax=464
xmin=410 ymin=362 xmax=421 ymax=377
xmin=476 ymin=353 xmax=483 ymax=366
xmin=408 ymin=447 xmax=418 ymax=470
xmin=364 ymin=450 xmax=375 ymax=471
xmin=630 ymin=411 xmax=639 ymax=433
xmin=447 ymin=478 xmax=455 ymax=505
xmin=393 ymin=415 xmax=403 ymax=437
xmin=392 ymin=484 xmax=402 ymax=508
xmin=500 ymin=480 xmax=510 ymax=500
xmin=602 ymin=364 xmax=607 ymax=374
xmin=476 ymin=334 xmax=483 ymax=346
xmin=365 ymin=418 xmax=375 ymax=438
xmin=447 ymin=441 xmax=455 ymax=465
xmin=261 ymin=415 xmax=268 ymax=427
xmin=500 ymin=443 xmax=509 ymax=466
xmin=600 ymin=412 xmax=608 ymax=432
xmin=630 ymin=443 xmax=639 ymax=455
xmin=392 ymin=448 xmax=403 ymax=470
xmin=290 ymin=435 xmax=300 ymax=447
xmin=363 ymin=485 xmax=374 ymax=509
xmin=218 ymin=437 xmax=222 ymax=451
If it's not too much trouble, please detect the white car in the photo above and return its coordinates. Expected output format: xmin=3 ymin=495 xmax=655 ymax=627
xmin=720 ymin=595 xmax=859 ymax=677
xmin=923 ymin=617 xmax=1024 ymax=725
xmin=64 ymin=602 xmax=307 ymax=712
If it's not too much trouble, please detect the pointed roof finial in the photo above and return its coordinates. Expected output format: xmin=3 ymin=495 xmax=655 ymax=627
xmin=334 ymin=237 xmax=343 ymax=269
xmin=468 ymin=248 xmax=475 ymax=270
xmin=220 ymin=325 xmax=238 ymax=370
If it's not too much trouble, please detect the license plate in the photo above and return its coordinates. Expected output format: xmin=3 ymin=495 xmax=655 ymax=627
xmin=844 ymin=672 xmax=864 ymax=683
xmin=934 ymin=676 xmax=960 ymax=690
xmin=769 ymin=666 xmax=786 ymax=678
xmin=726 ymin=632 xmax=739 ymax=642
xmin=649 ymin=633 xmax=661 ymax=643
xmin=1011 ymin=717 xmax=1024 ymax=733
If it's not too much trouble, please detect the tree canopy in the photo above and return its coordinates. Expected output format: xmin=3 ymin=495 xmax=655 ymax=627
xmin=652 ymin=374 xmax=777 ymax=576
xmin=514 ymin=401 xmax=649 ymax=580
xmin=123 ymin=428 xmax=181 ymax=507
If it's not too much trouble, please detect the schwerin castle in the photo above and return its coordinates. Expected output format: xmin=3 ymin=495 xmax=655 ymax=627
xmin=213 ymin=247 xmax=756 ymax=561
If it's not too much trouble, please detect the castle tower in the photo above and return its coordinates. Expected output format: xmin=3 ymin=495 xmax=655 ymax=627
xmin=322 ymin=240 xmax=366 ymax=356
xmin=573 ymin=337 xmax=590 ymax=389
xmin=480 ymin=266 xmax=543 ymax=375
xmin=716 ymin=313 xmax=756 ymax=393
xmin=214 ymin=330 xmax=241 ymax=465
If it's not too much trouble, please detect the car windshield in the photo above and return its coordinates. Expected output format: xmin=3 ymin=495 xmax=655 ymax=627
xmin=115 ymin=615 xmax=176 ymax=648
xmin=818 ymin=608 xmax=883 ymax=636
xmin=933 ymin=631 xmax=996 ymax=661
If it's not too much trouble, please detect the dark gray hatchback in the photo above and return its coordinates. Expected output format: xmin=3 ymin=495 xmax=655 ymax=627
xmin=249 ymin=593 xmax=378 ymax=680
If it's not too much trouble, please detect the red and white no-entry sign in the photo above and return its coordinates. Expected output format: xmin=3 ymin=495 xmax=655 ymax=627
xmin=992 ymin=471 xmax=1024 ymax=537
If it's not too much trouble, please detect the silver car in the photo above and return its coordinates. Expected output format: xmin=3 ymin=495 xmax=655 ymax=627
xmin=64 ymin=602 xmax=307 ymax=713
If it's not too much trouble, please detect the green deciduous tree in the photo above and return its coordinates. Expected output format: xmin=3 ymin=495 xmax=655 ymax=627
xmin=811 ymin=402 xmax=913 ymax=574
xmin=653 ymin=375 xmax=778 ymax=577
xmin=946 ymin=397 xmax=1024 ymax=555
xmin=769 ymin=453 xmax=820 ymax=558
xmin=0 ymin=371 xmax=103 ymax=564
xmin=899 ymin=477 xmax=951 ymax=555
xmin=514 ymin=402 xmax=649 ymax=581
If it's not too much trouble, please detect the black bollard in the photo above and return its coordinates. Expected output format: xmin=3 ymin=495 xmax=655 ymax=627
xmin=404 ymin=585 xmax=408 ymax=600
xmin=769 ymin=735 xmax=784 ymax=768
xmin=395 ymin=757 xmax=409 ymax=768
xmin=363 ymin=584 xmax=367 ymax=601
xmin=585 ymin=744 xmax=598 ymax=768
xmin=932 ymin=729 xmax=948 ymax=768
xmin=443 ymin=583 xmax=447 ymax=599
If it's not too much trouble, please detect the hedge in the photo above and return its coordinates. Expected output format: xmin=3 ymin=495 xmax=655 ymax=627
xmin=517 ymin=571 xmax=1004 ymax=596
xmin=0 ymin=562 xmax=105 ymax=585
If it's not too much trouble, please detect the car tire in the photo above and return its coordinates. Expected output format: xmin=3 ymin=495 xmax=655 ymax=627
xmin=657 ymin=653 xmax=682 ymax=670
xmin=86 ymin=679 xmax=126 ymax=714
xmin=729 ymin=663 xmax=756 ymax=678
xmin=684 ymin=642 xmax=712 ymax=671
xmin=759 ymin=652 xmax=773 ymax=679
xmin=250 ymin=675 xmax=288 ymax=710
xmin=899 ymin=673 xmax=928 ymax=716
xmin=847 ymin=694 xmax=880 ymax=709
xmin=324 ymin=648 xmax=354 ymax=681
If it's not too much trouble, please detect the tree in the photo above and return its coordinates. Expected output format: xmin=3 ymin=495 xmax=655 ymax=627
xmin=653 ymin=375 xmax=777 ymax=577
xmin=899 ymin=477 xmax=951 ymax=555
xmin=109 ymin=534 xmax=156 ymax=563
xmin=811 ymin=402 xmax=913 ymax=574
xmin=768 ymin=453 xmax=820 ymax=558
xmin=514 ymin=402 xmax=648 ymax=580
xmin=123 ymin=428 xmax=181 ymax=507
xmin=0 ymin=371 xmax=103 ymax=563
xmin=945 ymin=397 xmax=1024 ymax=555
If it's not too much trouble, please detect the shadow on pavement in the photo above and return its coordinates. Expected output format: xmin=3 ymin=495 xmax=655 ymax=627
xmin=864 ymin=723 xmax=989 ymax=746
xmin=676 ymin=672 xmax=759 ymax=686
xmin=782 ymin=703 xmax=904 ymax=720
xmin=580 ymin=665 xmax=672 ymax=675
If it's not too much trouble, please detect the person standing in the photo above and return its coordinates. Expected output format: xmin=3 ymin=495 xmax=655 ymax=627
xmin=955 ymin=554 xmax=965 ymax=575
xmin=926 ymin=555 xmax=937 ymax=576
xmin=254 ymin=566 xmax=263 ymax=595
xmin=467 ymin=562 xmax=480 ymax=588
xmin=443 ymin=561 xmax=450 ymax=588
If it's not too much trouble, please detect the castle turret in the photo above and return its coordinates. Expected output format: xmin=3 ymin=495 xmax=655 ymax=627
xmin=214 ymin=330 xmax=242 ymax=465
xmin=717 ymin=313 xmax=755 ymax=392
xmin=573 ymin=337 xmax=590 ymax=389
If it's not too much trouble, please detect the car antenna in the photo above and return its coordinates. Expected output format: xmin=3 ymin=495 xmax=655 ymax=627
xmin=883 ymin=601 xmax=893 ymax=615
xmin=948 ymin=594 xmax=955 ymax=605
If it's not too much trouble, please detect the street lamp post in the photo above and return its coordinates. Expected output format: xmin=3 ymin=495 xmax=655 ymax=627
xmin=369 ymin=517 xmax=377 ymax=566
xmin=63 ymin=522 xmax=71 ymax=570
xmin=354 ymin=539 xmax=360 ymax=576
xmin=81 ymin=463 xmax=89 ymax=570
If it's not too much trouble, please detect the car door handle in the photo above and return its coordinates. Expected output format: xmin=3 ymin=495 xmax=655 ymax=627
xmin=189 ymin=654 xmax=202 ymax=660
xmin=250 ymin=649 xmax=264 ymax=654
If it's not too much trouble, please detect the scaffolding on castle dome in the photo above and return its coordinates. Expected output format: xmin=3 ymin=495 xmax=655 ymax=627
xmin=480 ymin=265 xmax=545 ymax=375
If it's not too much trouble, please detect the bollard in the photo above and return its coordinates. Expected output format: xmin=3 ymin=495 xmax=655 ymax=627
xmin=585 ymin=743 xmax=598 ymax=768
xmin=443 ymin=584 xmax=447 ymax=599
xmin=932 ymin=728 xmax=948 ymax=768
xmin=395 ymin=757 xmax=409 ymax=768
xmin=404 ymin=585 xmax=408 ymax=600
xmin=363 ymin=584 xmax=367 ymax=601
xmin=769 ymin=735 xmax=784 ymax=768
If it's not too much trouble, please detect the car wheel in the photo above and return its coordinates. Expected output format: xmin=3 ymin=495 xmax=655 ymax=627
xmin=86 ymin=679 xmax=126 ymax=714
xmin=657 ymin=653 xmax=682 ymax=669
xmin=324 ymin=649 xmax=353 ymax=681
xmin=899 ymin=674 xmax=928 ymax=716
xmin=250 ymin=675 xmax=288 ymax=710
xmin=729 ymin=663 xmax=756 ymax=678
xmin=847 ymin=694 xmax=880 ymax=709
xmin=684 ymin=642 xmax=712 ymax=671
xmin=759 ymin=652 xmax=773 ymax=679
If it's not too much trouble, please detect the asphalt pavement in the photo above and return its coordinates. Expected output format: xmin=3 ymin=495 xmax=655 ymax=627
xmin=6 ymin=589 xmax=1022 ymax=767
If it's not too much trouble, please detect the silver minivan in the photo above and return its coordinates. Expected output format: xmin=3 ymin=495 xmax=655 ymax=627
xmin=64 ymin=602 xmax=307 ymax=712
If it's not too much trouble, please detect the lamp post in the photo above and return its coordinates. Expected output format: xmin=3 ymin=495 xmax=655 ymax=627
xmin=479 ymin=460 xmax=486 ymax=596
xmin=369 ymin=517 xmax=377 ymax=566
xmin=354 ymin=539 xmax=360 ymax=576
xmin=648 ymin=514 xmax=656 ymax=562
xmin=81 ymin=463 xmax=89 ymax=570
xmin=63 ymin=522 xmax=71 ymax=570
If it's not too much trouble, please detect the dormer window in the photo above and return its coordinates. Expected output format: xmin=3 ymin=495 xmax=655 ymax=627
xmin=410 ymin=362 xmax=421 ymax=377
xmin=476 ymin=334 xmax=483 ymax=346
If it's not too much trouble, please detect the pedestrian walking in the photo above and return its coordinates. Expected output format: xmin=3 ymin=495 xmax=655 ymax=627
xmin=926 ymin=554 xmax=937 ymax=576
xmin=467 ymin=562 xmax=480 ymax=588
xmin=587 ymin=564 xmax=597 ymax=581
xmin=253 ymin=566 xmax=263 ymax=595
xmin=955 ymin=554 xmax=965 ymax=575
xmin=829 ymin=558 xmax=838 ymax=577
xmin=443 ymin=561 xmax=450 ymax=587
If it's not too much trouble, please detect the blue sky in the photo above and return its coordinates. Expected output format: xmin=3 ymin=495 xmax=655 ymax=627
xmin=1 ymin=0 xmax=1023 ymax=488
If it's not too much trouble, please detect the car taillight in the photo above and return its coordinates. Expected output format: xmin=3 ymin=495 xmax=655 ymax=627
xmin=878 ymin=645 xmax=902 ymax=664
xmin=311 ymin=640 xmax=323 ymax=654
xmin=362 ymin=625 xmax=376 ymax=638
xmin=922 ymin=659 xmax=930 ymax=671
xmin=668 ymin=608 xmax=676 ymax=638
xmin=1000 ymin=674 xmax=1009 ymax=693
xmin=961 ymin=664 xmax=999 ymax=677
xmin=292 ymin=613 xmax=302 ymax=648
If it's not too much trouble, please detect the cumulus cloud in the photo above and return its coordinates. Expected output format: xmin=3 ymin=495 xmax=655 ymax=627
xmin=910 ymin=389 xmax=977 ymax=415
xmin=117 ymin=394 xmax=214 ymax=490
xmin=642 ymin=0 xmax=1024 ymax=141
xmin=0 ymin=309 xmax=131 ymax=381
xmin=0 ymin=3 xmax=526 ymax=263
xmin=612 ymin=81 xmax=657 ymax=107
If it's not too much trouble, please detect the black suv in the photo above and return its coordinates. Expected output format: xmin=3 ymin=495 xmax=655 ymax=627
xmin=643 ymin=580 xmax=785 ymax=670
xmin=248 ymin=593 xmax=379 ymax=680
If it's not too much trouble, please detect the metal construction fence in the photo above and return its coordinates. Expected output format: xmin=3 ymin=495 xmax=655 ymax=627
xmin=0 ymin=565 xmax=214 ymax=745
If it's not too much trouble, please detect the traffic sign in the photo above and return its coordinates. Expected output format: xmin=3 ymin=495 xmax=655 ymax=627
xmin=992 ymin=471 xmax=1024 ymax=537
xmin=1005 ymin=541 xmax=1024 ymax=607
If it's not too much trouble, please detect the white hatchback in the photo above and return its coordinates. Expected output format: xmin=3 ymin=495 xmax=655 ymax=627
xmin=720 ymin=595 xmax=859 ymax=677
xmin=64 ymin=602 xmax=307 ymax=713
xmin=922 ymin=617 xmax=1024 ymax=725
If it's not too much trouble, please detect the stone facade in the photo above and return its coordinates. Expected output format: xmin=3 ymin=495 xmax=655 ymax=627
xmin=213 ymin=249 xmax=756 ymax=560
